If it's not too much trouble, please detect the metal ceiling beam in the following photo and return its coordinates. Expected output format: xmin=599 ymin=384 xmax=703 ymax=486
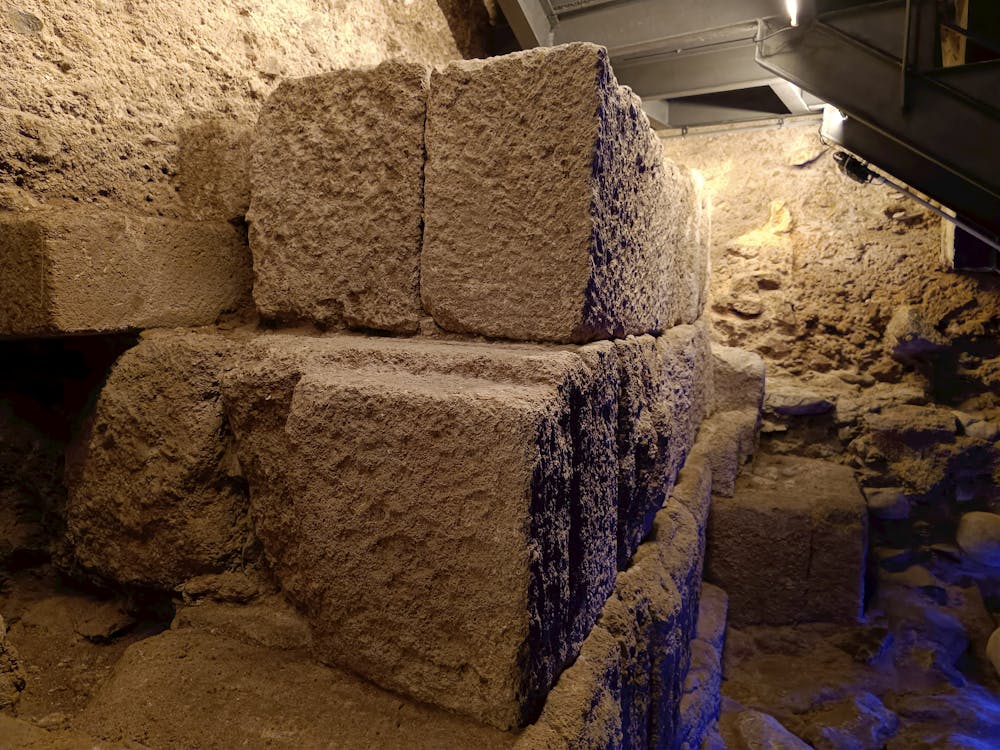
xmin=551 ymin=0 xmax=786 ymax=57
xmin=613 ymin=43 xmax=776 ymax=99
xmin=769 ymin=79 xmax=814 ymax=114
xmin=497 ymin=0 xmax=554 ymax=49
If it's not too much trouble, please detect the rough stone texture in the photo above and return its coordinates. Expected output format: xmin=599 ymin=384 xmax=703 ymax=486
xmin=885 ymin=304 xmax=949 ymax=363
xmin=65 ymin=329 xmax=251 ymax=589
xmin=956 ymin=511 xmax=1000 ymax=568
xmin=711 ymin=345 xmax=765 ymax=414
xmin=663 ymin=126 xmax=1000 ymax=383
xmin=77 ymin=628 xmax=517 ymax=750
xmin=765 ymin=377 xmax=834 ymax=418
xmin=698 ymin=409 xmax=760 ymax=498
xmin=222 ymin=334 xmax=625 ymax=729
xmin=423 ymin=43 xmax=704 ymax=343
xmin=176 ymin=119 xmax=252 ymax=221
xmin=616 ymin=323 xmax=713 ymax=568
xmin=719 ymin=709 xmax=811 ymax=750
xmin=249 ymin=61 xmax=429 ymax=333
xmin=675 ymin=584 xmax=728 ymax=750
xmin=0 ymin=209 xmax=251 ymax=335
xmin=0 ymin=716 xmax=142 ymax=750
xmin=706 ymin=454 xmax=868 ymax=626
xmin=518 ymin=498 xmax=700 ymax=750
xmin=0 ymin=615 xmax=27 ymax=710
xmin=0 ymin=0 xmax=473 ymax=216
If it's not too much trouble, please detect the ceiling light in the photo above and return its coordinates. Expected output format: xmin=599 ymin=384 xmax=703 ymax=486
xmin=786 ymin=0 xmax=799 ymax=27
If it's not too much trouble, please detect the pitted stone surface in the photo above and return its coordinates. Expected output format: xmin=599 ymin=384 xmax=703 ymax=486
xmin=0 ymin=210 xmax=251 ymax=335
xmin=221 ymin=334 xmax=629 ymax=730
xmin=177 ymin=119 xmax=252 ymax=221
xmin=711 ymin=344 xmax=765 ymax=414
xmin=65 ymin=330 xmax=251 ymax=589
xmin=422 ymin=43 xmax=703 ymax=343
xmin=706 ymin=454 xmax=868 ymax=626
xmin=249 ymin=61 xmax=429 ymax=333
xmin=615 ymin=322 xmax=712 ymax=569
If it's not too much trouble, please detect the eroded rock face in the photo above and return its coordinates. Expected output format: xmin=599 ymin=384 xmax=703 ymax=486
xmin=176 ymin=119 xmax=252 ymax=221
xmin=250 ymin=61 xmax=429 ymax=333
xmin=422 ymin=43 xmax=705 ymax=343
xmin=66 ymin=330 xmax=251 ymax=589
xmin=0 ymin=615 xmax=27 ymax=710
xmin=711 ymin=344 xmax=765 ymax=415
xmin=0 ymin=210 xmax=251 ymax=335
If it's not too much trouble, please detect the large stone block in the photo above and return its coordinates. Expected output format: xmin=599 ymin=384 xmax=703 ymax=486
xmin=222 ymin=334 xmax=623 ymax=730
xmin=0 ymin=210 xmax=251 ymax=335
xmin=615 ymin=322 xmax=712 ymax=569
xmin=422 ymin=43 xmax=703 ymax=343
xmin=249 ymin=61 xmax=428 ymax=333
xmin=710 ymin=344 xmax=765 ymax=415
xmin=515 ymin=499 xmax=695 ymax=750
xmin=706 ymin=454 xmax=867 ymax=626
xmin=65 ymin=330 xmax=251 ymax=589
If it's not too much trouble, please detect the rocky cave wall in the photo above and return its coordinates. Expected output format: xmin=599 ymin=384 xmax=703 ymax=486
xmin=663 ymin=124 xmax=1000 ymax=397
xmin=0 ymin=0 xmax=488 ymax=217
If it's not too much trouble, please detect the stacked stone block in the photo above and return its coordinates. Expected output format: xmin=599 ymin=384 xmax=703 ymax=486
xmin=51 ymin=42 xmax=724 ymax=748
xmin=0 ymin=210 xmax=250 ymax=336
xmin=248 ymin=61 xmax=429 ymax=333
xmin=422 ymin=44 xmax=705 ymax=343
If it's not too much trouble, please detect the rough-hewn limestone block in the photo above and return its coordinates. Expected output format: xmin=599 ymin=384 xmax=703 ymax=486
xmin=698 ymin=409 xmax=761 ymax=498
xmin=65 ymin=330 xmax=251 ymax=589
xmin=711 ymin=345 xmax=765 ymax=414
xmin=249 ymin=61 xmax=428 ymax=333
xmin=676 ymin=584 xmax=727 ymax=750
xmin=177 ymin=119 xmax=252 ymax=221
xmin=222 ymin=334 xmax=624 ymax=730
xmin=423 ymin=43 xmax=703 ymax=343
xmin=614 ymin=322 xmax=712 ymax=568
xmin=706 ymin=455 xmax=867 ymax=626
xmin=515 ymin=499 xmax=696 ymax=750
xmin=0 ymin=210 xmax=251 ymax=335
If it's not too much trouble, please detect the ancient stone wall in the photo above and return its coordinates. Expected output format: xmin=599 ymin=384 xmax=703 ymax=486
xmin=0 ymin=0 xmax=480 ymax=217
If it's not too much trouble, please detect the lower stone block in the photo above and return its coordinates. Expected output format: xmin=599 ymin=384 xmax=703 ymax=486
xmin=0 ymin=209 xmax=251 ymax=335
xmin=515 ymin=498 xmax=699 ymax=750
xmin=65 ymin=330 xmax=251 ymax=589
xmin=705 ymin=454 xmax=868 ymax=626
xmin=221 ymin=334 xmax=622 ymax=730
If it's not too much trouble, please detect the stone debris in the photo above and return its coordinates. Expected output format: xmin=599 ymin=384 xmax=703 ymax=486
xmin=720 ymin=709 xmax=811 ymax=749
xmin=249 ymin=61 xmax=430 ymax=333
xmin=65 ymin=330 xmax=252 ymax=589
xmin=863 ymin=486 xmax=911 ymax=521
xmin=706 ymin=454 xmax=868 ymax=626
xmin=956 ymin=511 xmax=1000 ymax=568
xmin=422 ymin=43 xmax=704 ymax=343
xmin=765 ymin=377 xmax=835 ymax=417
xmin=884 ymin=304 xmax=949 ymax=363
xmin=0 ymin=209 xmax=251 ymax=336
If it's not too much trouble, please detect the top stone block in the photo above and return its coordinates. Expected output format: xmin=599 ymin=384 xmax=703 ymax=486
xmin=422 ymin=43 xmax=701 ymax=344
xmin=249 ymin=61 xmax=429 ymax=333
